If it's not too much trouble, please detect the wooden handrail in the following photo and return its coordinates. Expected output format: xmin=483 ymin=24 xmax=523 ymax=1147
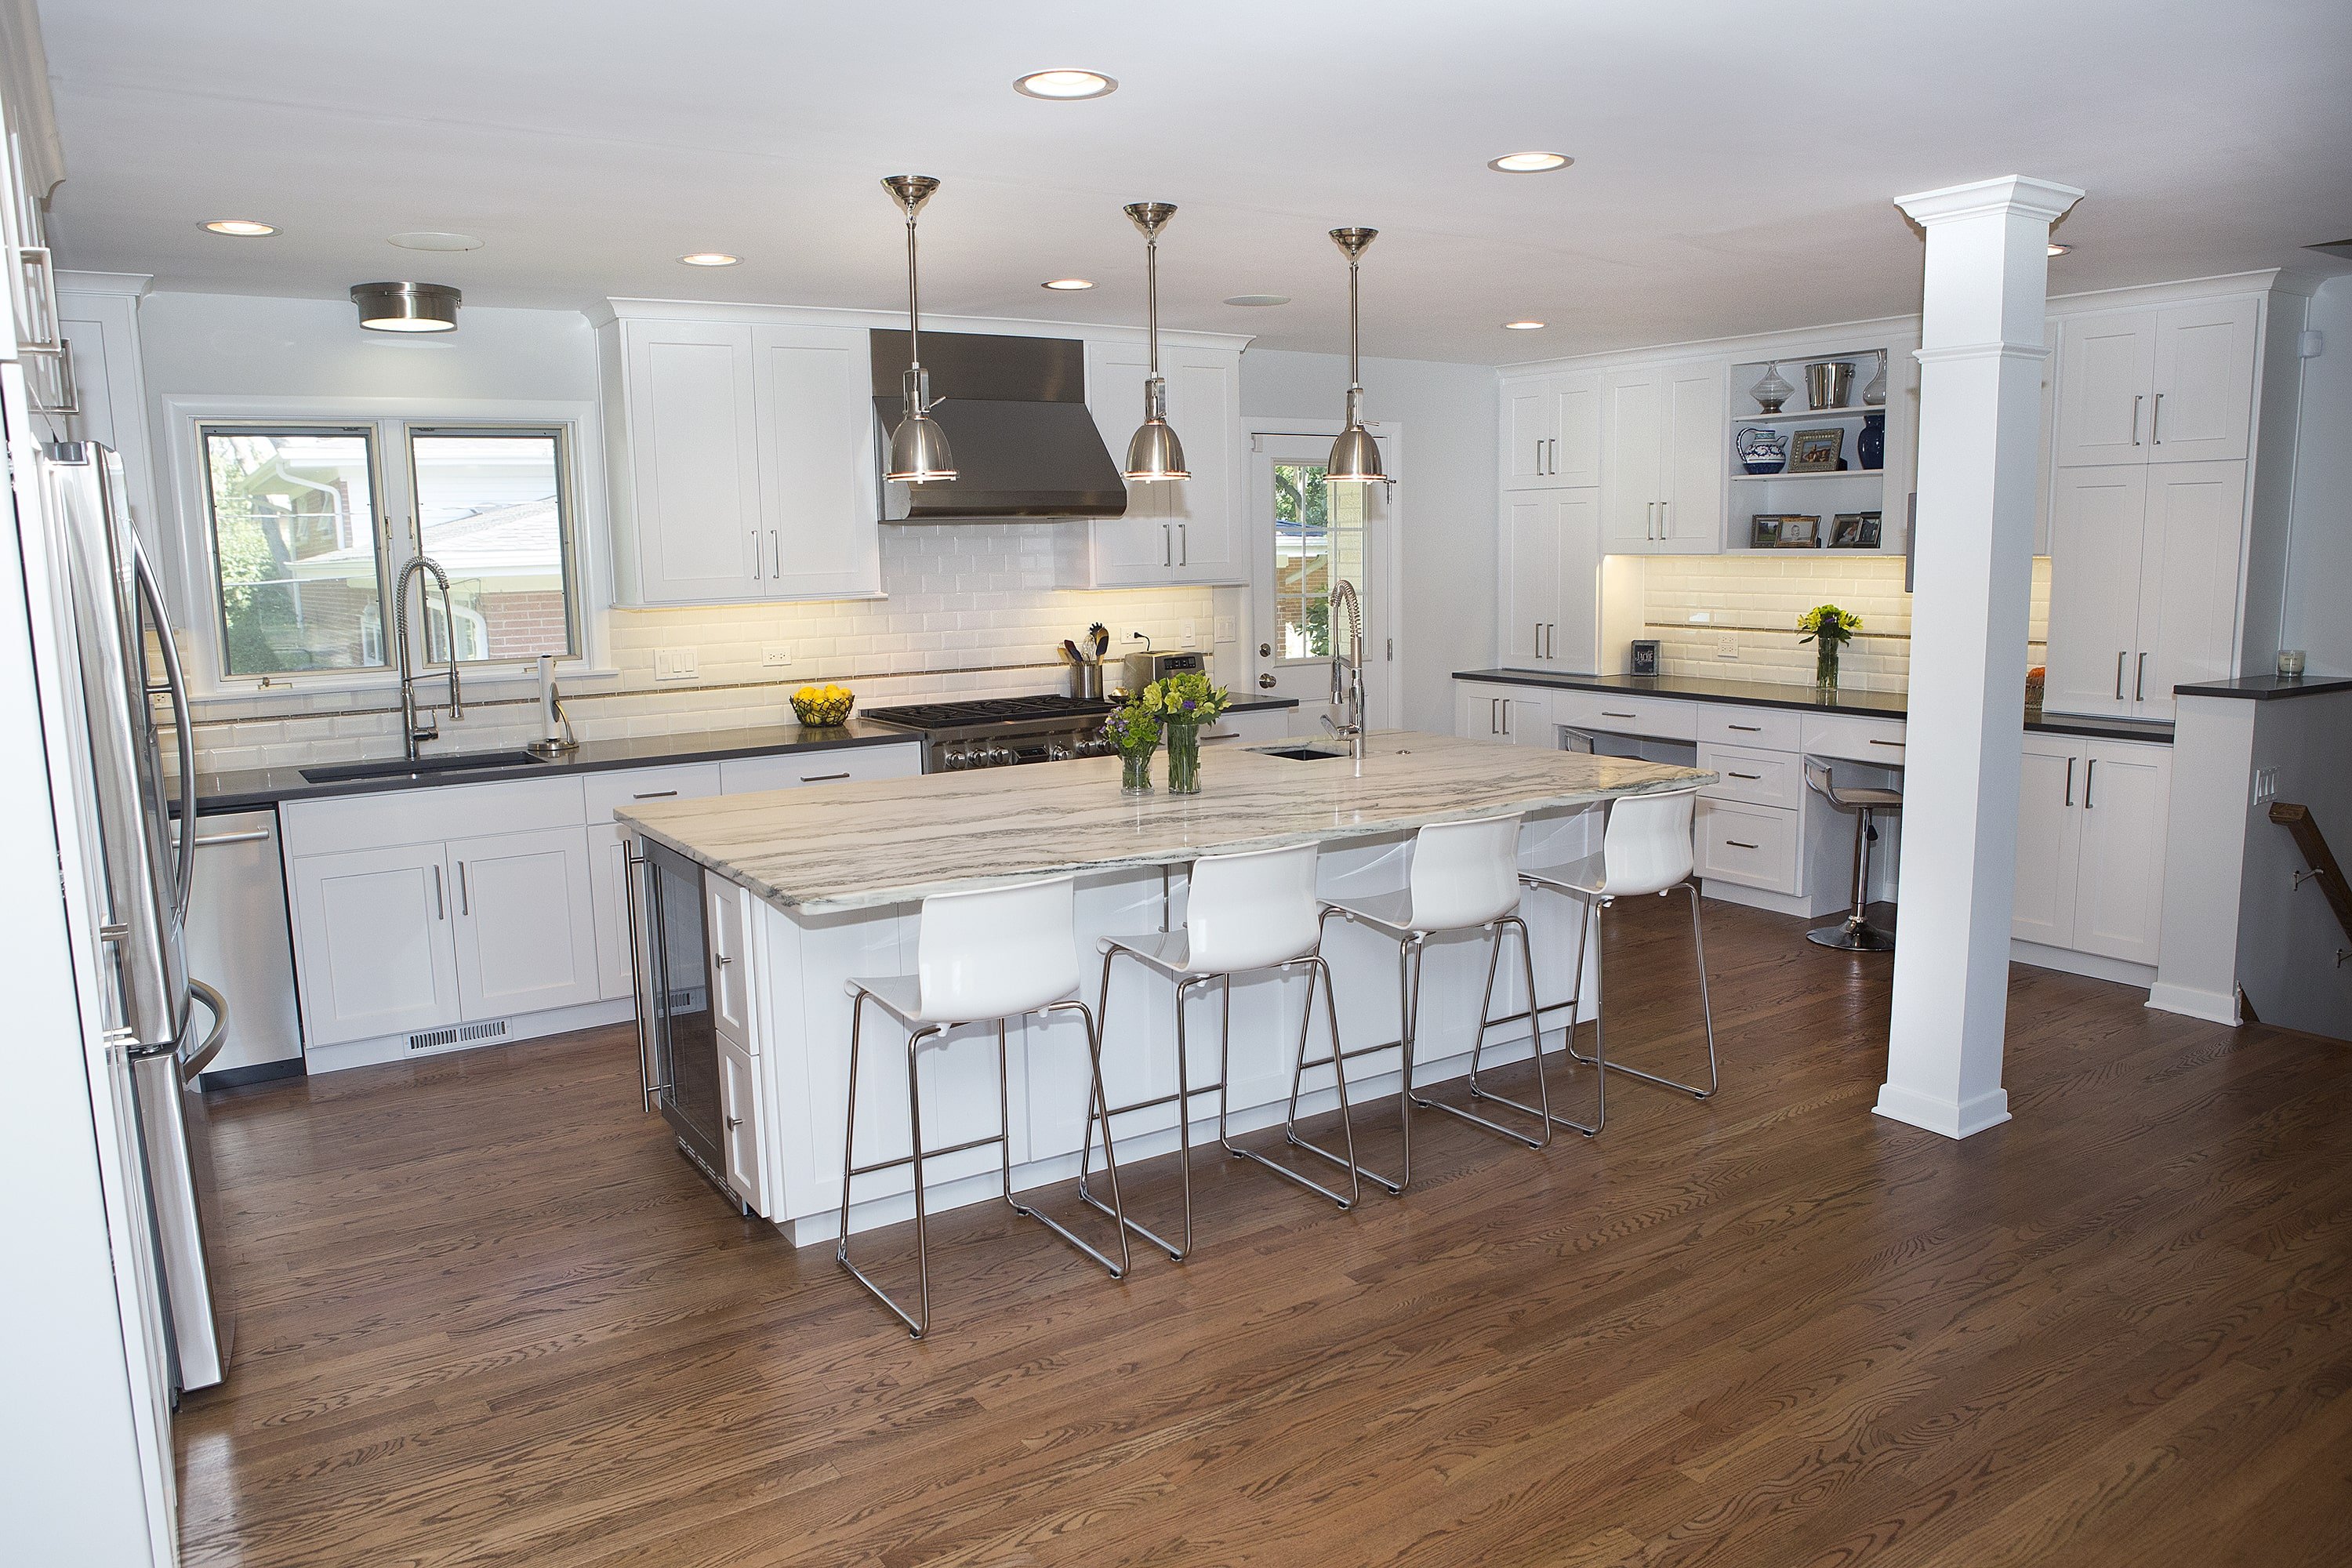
xmin=2270 ymin=802 xmax=2352 ymax=948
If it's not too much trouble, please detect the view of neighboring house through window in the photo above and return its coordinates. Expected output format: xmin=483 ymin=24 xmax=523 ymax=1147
xmin=199 ymin=422 xmax=577 ymax=680
xmin=202 ymin=427 xmax=383 ymax=676
xmin=1272 ymin=460 xmax=1366 ymax=658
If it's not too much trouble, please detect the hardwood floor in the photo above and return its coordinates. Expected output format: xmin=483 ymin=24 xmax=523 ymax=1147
xmin=177 ymin=898 xmax=2352 ymax=1567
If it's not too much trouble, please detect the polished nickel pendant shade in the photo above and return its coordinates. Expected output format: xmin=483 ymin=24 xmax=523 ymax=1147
xmin=881 ymin=175 xmax=956 ymax=485
xmin=1327 ymin=227 xmax=1385 ymax=484
xmin=1121 ymin=201 xmax=1189 ymax=483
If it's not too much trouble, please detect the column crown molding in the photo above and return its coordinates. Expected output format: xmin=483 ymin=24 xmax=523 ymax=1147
xmin=1895 ymin=176 xmax=2085 ymax=227
xmin=1913 ymin=342 xmax=2053 ymax=365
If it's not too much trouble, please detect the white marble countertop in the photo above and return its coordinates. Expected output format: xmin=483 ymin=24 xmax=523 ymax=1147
xmin=618 ymin=731 xmax=1710 ymax=916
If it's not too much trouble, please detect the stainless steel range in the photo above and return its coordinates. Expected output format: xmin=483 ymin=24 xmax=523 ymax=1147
xmin=863 ymin=695 xmax=1120 ymax=771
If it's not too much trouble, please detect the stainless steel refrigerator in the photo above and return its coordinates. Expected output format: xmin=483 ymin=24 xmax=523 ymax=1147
xmin=30 ymin=437 xmax=231 ymax=1396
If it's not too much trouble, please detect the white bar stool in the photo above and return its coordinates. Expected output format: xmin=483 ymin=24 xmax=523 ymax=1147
xmin=1080 ymin=841 xmax=1357 ymax=1261
xmin=837 ymin=874 xmax=1128 ymax=1339
xmin=1303 ymin=814 xmax=1547 ymax=1196
xmin=1518 ymin=786 xmax=1717 ymax=1114
xmin=1802 ymin=758 xmax=1901 ymax=952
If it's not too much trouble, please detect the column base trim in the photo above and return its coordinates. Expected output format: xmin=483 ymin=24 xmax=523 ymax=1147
xmin=1873 ymin=1082 xmax=2011 ymax=1140
xmin=2146 ymin=982 xmax=2241 ymax=1027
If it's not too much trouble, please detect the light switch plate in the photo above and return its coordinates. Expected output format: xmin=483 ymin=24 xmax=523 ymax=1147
xmin=1180 ymin=619 xmax=1198 ymax=648
xmin=1214 ymin=615 xmax=1236 ymax=643
xmin=654 ymin=647 xmax=699 ymax=682
xmin=2253 ymin=766 xmax=2279 ymax=806
xmin=762 ymin=644 xmax=792 ymax=668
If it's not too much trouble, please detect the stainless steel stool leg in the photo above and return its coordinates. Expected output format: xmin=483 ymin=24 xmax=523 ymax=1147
xmin=1570 ymin=883 xmax=1717 ymax=1101
xmin=1808 ymin=804 xmax=1897 ymax=951
xmin=1413 ymin=916 xmax=1555 ymax=1146
xmin=836 ymin=1002 xmax=944 ymax=1339
xmin=1003 ymin=1003 xmax=1131 ymax=1279
xmin=1222 ymin=956 xmax=1359 ymax=1209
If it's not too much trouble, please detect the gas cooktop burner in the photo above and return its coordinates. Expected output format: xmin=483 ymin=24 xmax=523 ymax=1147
xmin=863 ymin=695 xmax=1115 ymax=729
xmin=862 ymin=693 xmax=1121 ymax=770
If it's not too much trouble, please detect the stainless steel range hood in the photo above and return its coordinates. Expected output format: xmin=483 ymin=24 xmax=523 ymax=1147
xmin=872 ymin=329 xmax=1128 ymax=521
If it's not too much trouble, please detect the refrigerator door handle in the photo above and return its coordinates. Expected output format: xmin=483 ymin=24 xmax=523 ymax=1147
xmin=132 ymin=543 xmax=197 ymax=917
xmin=183 ymin=978 xmax=230 ymax=1080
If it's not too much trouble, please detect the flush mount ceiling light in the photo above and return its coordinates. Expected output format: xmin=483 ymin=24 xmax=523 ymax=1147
xmin=1327 ymin=227 xmax=1385 ymax=485
xmin=2047 ymin=241 xmax=2073 ymax=256
xmin=201 ymin=218 xmax=275 ymax=236
xmin=388 ymin=230 xmax=483 ymax=252
xmin=1014 ymin=68 xmax=1116 ymax=100
xmin=350 ymin=281 xmax=460 ymax=333
xmin=1503 ymin=319 xmax=1547 ymax=330
xmin=880 ymin=175 xmax=956 ymax=485
xmin=1488 ymin=151 xmax=1573 ymax=172
xmin=679 ymin=252 xmax=742 ymax=266
xmin=1121 ymin=201 xmax=1189 ymax=484
xmin=1041 ymin=277 xmax=1095 ymax=290
xmin=1224 ymin=294 xmax=1290 ymax=307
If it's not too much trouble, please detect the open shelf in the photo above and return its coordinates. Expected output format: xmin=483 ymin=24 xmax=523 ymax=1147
xmin=1732 ymin=469 xmax=1888 ymax=483
xmin=1730 ymin=405 xmax=1886 ymax=424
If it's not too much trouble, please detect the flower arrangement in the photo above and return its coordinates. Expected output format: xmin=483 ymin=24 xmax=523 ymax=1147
xmin=1138 ymin=672 xmax=1230 ymax=793
xmin=1795 ymin=605 xmax=1861 ymax=690
xmin=1103 ymin=702 xmax=1161 ymax=794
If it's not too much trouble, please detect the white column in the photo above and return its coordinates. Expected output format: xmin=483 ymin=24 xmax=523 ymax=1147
xmin=1877 ymin=176 xmax=2083 ymax=1139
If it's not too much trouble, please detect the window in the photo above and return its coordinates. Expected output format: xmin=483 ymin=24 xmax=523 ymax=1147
xmin=1271 ymin=460 xmax=1366 ymax=659
xmin=198 ymin=421 xmax=578 ymax=681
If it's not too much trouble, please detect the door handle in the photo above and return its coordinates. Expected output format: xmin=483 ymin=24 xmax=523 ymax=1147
xmin=2136 ymin=652 xmax=2147 ymax=702
xmin=770 ymin=529 xmax=781 ymax=577
xmin=2151 ymin=392 xmax=2163 ymax=445
xmin=713 ymin=952 xmax=731 ymax=968
xmin=1659 ymin=499 xmax=1669 ymax=539
xmin=1163 ymin=524 xmax=1172 ymax=567
xmin=725 ymin=1114 xmax=742 ymax=1131
xmin=458 ymin=860 xmax=470 ymax=916
xmin=2083 ymin=757 xmax=2096 ymax=809
xmin=433 ymin=863 xmax=445 ymax=920
xmin=1545 ymin=623 xmax=1555 ymax=660
xmin=750 ymin=529 xmax=761 ymax=579
xmin=1178 ymin=522 xmax=1188 ymax=564
xmin=1547 ymin=437 xmax=1558 ymax=475
xmin=2115 ymin=652 xmax=2127 ymax=700
xmin=1646 ymin=500 xmax=1656 ymax=540
xmin=190 ymin=828 xmax=272 ymax=847
xmin=1490 ymin=697 xmax=1501 ymax=735
xmin=1258 ymin=673 xmax=1277 ymax=689
xmin=2063 ymin=756 xmax=2074 ymax=806
xmin=1534 ymin=438 xmax=1543 ymax=475
xmin=2131 ymin=394 xmax=2143 ymax=446
xmin=1534 ymin=622 xmax=1543 ymax=658
xmin=1501 ymin=702 xmax=1512 ymax=735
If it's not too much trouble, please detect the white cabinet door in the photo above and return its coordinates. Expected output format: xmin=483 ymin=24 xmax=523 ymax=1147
xmin=1160 ymin=347 xmax=1242 ymax=582
xmin=1501 ymin=691 xmax=1553 ymax=747
xmin=289 ymin=844 xmax=460 ymax=1047
xmin=1082 ymin=340 xmax=1170 ymax=585
xmin=2010 ymin=739 xmax=2084 ymax=947
xmin=2132 ymin=461 xmax=2246 ymax=717
xmin=1601 ymin=368 xmax=1664 ymax=550
xmin=1658 ymin=361 xmax=1726 ymax=552
xmin=1503 ymin=376 xmax=1553 ymax=487
xmin=1552 ymin=489 xmax=1602 ymax=672
xmin=590 ymin=828 xmax=636 ymax=1002
xmin=2150 ymin=299 xmax=2257 ymax=463
xmin=2073 ymin=743 xmax=2170 ymax=965
xmin=447 ymin=827 xmax=601 ymax=1020
xmin=719 ymin=1036 xmax=766 ymax=1214
xmin=2055 ymin=309 xmax=2157 ymax=467
xmin=706 ymin=875 xmax=753 ymax=1047
xmin=2044 ymin=466 xmax=2148 ymax=716
xmin=751 ymin=323 xmax=881 ymax=597
xmin=1548 ymin=373 xmax=1603 ymax=488
xmin=622 ymin=320 xmax=764 ymax=603
xmin=1503 ymin=492 xmax=1563 ymax=668
xmin=1457 ymin=682 xmax=1512 ymax=740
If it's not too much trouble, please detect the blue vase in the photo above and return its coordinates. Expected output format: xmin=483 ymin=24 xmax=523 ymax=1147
xmin=1858 ymin=412 xmax=1885 ymax=471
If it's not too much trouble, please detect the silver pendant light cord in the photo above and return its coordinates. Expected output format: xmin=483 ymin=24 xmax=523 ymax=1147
xmin=905 ymin=205 xmax=922 ymax=390
xmin=1145 ymin=227 xmax=1160 ymax=380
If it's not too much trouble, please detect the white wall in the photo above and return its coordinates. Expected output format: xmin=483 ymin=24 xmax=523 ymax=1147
xmin=2279 ymin=274 xmax=2352 ymax=677
xmin=1240 ymin=349 xmax=1496 ymax=732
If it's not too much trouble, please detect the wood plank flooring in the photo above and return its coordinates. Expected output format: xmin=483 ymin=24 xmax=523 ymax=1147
xmin=176 ymin=898 xmax=2352 ymax=1566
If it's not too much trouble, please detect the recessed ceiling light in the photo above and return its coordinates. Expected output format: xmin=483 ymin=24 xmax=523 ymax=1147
xmin=388 ymin=230 xmax=483 ymax=252
xmin=2047 ymin=241 xmax=2073 ymax=256
xmin=202 ymin=218 xmax=276 ymax=237
xmin=1041 ymin=278 xmax=1095 ymax=290
xmin=1503 ymin=320 xmax=1547 ymax=330
xmin=1224 ymin=294 xmax=1290 ymax=307
xmin=1488 ymin=151 xmax=1573 ymax=173
xmin=1014 ymin=68 xmax=1116 ymax=100
xmin=679 ymin=252 xmax=742 ymax=267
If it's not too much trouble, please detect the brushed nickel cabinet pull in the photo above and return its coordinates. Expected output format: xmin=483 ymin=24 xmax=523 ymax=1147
xmin=2131 ymin=394 xmax=2143 ymax=446
xmin=800 ymin=771 xmax=851 ymax=782
xmin=633 ymin=789 xmax=679 ymax=800
xmin=1602 ymin=710 xmax=1636 ymax=719
xmin=2115 ymin=651 xmax=2127 ymax=700
xmin=2063 ymin=757 xmax=2074 ymax=806
xmin=1730 ymin=771 xmax=1762 ymax=780
xmin=458 ymin=861 xmax=470 ymax=916
xmin=1867 ymin=738 xmax=1904 ymax=748
xmin=1726 ymin=839 xmax=1759 ymax=850
xmin=432 ymin=863 xmax=445 ymax=920
xmin=2151 ymin=392 xmax=2164 ymax=445
xmin=1729 ymin=723 xmax=1762 ymax=731
xmin=2136 ymin=652 xmax=2148 ymax=702
xmin=726 ymin=1114 xmax=742 ymax=1130
xmin=2083 ymin=758 xmax=2097 ymax=809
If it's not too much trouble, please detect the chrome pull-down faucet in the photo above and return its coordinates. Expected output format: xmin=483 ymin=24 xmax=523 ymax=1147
xmin=395 ymin=556 xmax=463 ymax=760
xmin=1322 ymin=576 xmax=1367 ymax=772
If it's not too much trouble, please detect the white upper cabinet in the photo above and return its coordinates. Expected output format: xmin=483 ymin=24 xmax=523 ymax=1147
xmin=1501 ymin=370 xmax=1601 ymax=489
xmin=1501 ymin=489 xmax=1601 ymax=673
xmin=2055 ymin=298 xmax=2256 ymax=468
xmin=1601 ymin=360 xmax=1724 ymax=553
xmin=600 ymin=311 xmax=881 ymax=606
xmin=1072 ymin=339 xmax=1245 ymax=587
xmin=2045 ymin=466 xmax=2148 ymax=716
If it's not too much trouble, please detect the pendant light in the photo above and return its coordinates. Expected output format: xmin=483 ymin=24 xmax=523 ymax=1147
xmin=1121 ymin=201 xmax=1189 ymax=483
xmin=880 ymin=175 xmax=956 ymax=484
xmin=1327 ymin=227 xmax=1384 ymax=484
xmin=350 ymin=281 xmax=460 ymax=333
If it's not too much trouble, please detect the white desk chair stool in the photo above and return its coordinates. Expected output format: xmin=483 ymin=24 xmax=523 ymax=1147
xmin=1519 ymin=786 xmax=1718 ymax=1115
xmin=1802 ymin=758 xmax=1902 ymax=953
xmin=837 ymin=875 xmax=1128 ymax=1339
xmin=1081 ymin=841 xmax=1358 ymax=1261
xmin=1306 ymin=815 xmax=1549 ymax=1196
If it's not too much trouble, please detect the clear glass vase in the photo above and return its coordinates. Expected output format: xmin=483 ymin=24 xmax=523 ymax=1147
xmin=1164 ymin=723 xmax=1202 ymax=794
xmin=1120 ymin=750 xmax=1154 ymax=794
xmin=1816 ymin=641 xmax=1842 ymax=691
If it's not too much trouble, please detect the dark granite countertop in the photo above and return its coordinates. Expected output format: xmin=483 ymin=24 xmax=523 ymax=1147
xmin=2173 ymin=673 xmax=2352 ymax=702
xmin=1452 ymin=670 xmax=2174 ymax=746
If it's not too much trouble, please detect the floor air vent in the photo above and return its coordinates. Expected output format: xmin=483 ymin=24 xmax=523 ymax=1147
xmin=407 ymin=1019 xmax=510 ymax=1052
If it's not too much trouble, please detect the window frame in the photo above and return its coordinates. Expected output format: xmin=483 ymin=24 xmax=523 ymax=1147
xmin=162 ymin=395 xmax=612 ymax=701
xmin=197 ymin=421 xmax=390 ymax=683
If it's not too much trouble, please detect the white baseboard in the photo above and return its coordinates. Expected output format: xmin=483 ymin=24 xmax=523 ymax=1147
xmin=2145 ymin=981 xmax=2241 ymax=1026
xmin=304 ymin=996 xmax=634 ymax=1074
xmin=2009 ymin=940 xmax=2157 ymax=991
xmin=1873 ymin=1081 xmax=2012 ymax=1140
xmin=1701 ymin=879 xmax=1841 ymax=919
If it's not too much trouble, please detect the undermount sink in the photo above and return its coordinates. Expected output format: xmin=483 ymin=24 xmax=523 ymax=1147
xmin=1255 ymin=745 xmax=1351 ymax=761
xmin=300 ymin=750 xmax=546 ymax=784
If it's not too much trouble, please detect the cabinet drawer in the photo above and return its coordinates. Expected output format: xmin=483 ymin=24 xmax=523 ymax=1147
xmin=1555 ymin=691 xmax=1698 ymax=742
xmin=1697 ymin=704 xmax=1801 ymax=752
xmin=719 ymin=1036 xmax=767 ymax=1215
xmin=717 ymin=742 xmax=922 ymax=793
xmin=582 ymin=763 xmax=724 ymax=825
xmin=1799 ymin=713 xmax=1907 ymax=765
xmin=1697 ymin=800 xmax=1801 ymax=895
xmin=1697 ymin=742 xmax=1802 ymax=809
xmin=283 ymin=774 xmax=586 ymax=856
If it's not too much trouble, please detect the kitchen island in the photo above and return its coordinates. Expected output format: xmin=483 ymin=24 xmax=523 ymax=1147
xmin=619 ymin=732 xmax=1708 ymax=1241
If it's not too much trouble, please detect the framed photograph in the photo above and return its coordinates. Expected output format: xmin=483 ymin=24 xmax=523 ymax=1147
xmin=1789 ymin=428 xmax=1846 ymax=473
xmin=1829 ymin=510 xmax=1882 ymax=549
xmin=1749 ymin=514 xmax=1784 ymax=548
xmin=1630 ymin=639 xmax=1661 ymax=676
xmin=1776 ymin=514 xmax=1823 ymax=548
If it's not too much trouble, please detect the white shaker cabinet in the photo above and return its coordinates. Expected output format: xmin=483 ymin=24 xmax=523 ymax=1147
xmin=1455 ymin=681 xmax=1553 ymax=746
xmin=2010 ymin=737 xmax=2171 ymax=967
xmin=1501 ymin=489 xmax=1601 ymax=673
xmin=1501 ymin=370 xmax=1602 ymax=489
xmin=751 ymin=323 xmax=887 ymax=597
xmin=447 ymin=827 xmax=603 ymax=1019
xmin=289 ymin=843 xmax=463 ymax=1047
xmin=2054 ymin=299 xmax=2256 ymax=468
xmin=1602 ymin=360 xmax=1725 ymax=553
xmin=1073 ymin=339 xmax=1244 ymax=586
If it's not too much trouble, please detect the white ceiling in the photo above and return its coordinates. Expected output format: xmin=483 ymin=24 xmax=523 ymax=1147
xmin=34 ymin=0 xmax=2352 ymax=365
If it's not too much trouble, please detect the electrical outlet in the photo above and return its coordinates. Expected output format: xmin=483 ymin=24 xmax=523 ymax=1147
xmin=762 ymin=644 xmax=792 ymax=668
xmin=654 ymin=647 xmax=699 ymax=682
xmin=1180 ymin=619 xmax=1199 ymax=648
xmin=1214 ymin=615 xmax=1236 ymax=643
xmin=2253 ymin=766 xmax=2279 ymax=806
xmin=1715 ymin=630 xmax=1740 ymax=660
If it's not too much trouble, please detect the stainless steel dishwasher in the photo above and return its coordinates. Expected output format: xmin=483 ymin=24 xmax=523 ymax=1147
xmin=176 ymin=808 xmax=304 ymax=1085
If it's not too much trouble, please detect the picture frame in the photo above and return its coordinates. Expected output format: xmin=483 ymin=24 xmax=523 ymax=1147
xmin=1775 ymin=514 xmax=1823 ymax=548
xmin=1788 ymin=428 xmax=1846 ymax=473
xmin=1831 ymin=510 xmax=1882 ymax=549
xmin=1749 ymin=514 xmax=1784 ymax=548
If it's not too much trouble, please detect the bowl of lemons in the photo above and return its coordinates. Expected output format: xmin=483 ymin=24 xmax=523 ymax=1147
xmin=790 ymin=683 xmax=855 ymax=728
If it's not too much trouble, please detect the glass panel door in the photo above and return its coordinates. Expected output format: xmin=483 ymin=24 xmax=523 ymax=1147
xmin=1252 ymin=434 xmax=1381 ymax=726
